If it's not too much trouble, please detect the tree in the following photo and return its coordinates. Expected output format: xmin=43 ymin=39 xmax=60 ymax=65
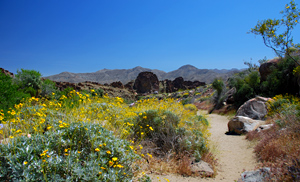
xmin=249 ymin=0 xmax=300 ymax=65
xmin=14 ymin=69 xmax=42 ymax=97
xmin=0 ymin=72 xmax=29 ymax=115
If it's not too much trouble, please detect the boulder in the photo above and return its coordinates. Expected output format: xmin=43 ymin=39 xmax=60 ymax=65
xmin=124 ymin=80 xmax=135 ymax=90
xmin=259 ymin=58 xmax=281 ymax=81
xmin=133 ymin=72 xmax=159 ymax=94
xmin=164 ymin=79 xmax=175 ymax=93
xmin=236 ymin=96 xmax=271 ymax=120
xmin=172 ymin=77 xmax=185 ymax=90
xmin=224 ymin=87 xmax=236 ymax=104
xmin=110 ymin=81 xmax=124 ymax=89
xmin=239 ymin=167 xmax=270 ymax=182
xmin=228 ymin=116 xmax=265 ymax=135
xmin=191 ymin=161 xmax=214 ymax=177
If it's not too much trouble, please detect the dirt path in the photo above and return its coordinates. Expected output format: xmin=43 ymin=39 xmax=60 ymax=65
xmin=149 ymin=112 xmax=257 ymax=182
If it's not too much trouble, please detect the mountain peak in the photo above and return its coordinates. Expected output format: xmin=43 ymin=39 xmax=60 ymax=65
xmin=178 ymin=64 xmax=198 ymax=70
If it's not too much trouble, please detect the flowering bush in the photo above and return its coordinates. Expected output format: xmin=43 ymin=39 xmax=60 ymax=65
xmin=0 ymin=89 xmax=210 ymax=180
xmin=0 ymin=121 xmax=139 ymax=181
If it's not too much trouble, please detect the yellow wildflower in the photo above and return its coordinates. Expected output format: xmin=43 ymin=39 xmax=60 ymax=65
xmin=112 ymin=157 xmax=118 ymax=161
xmin=117 ymin=164 xmax=124 ymax=168
xmin=95 ymin=148 xmax=100 ymax=152
xmin=24 ymin=161 xmax=28 ymax=165
xmin=106 ymin=150 xmax=111 ymax=154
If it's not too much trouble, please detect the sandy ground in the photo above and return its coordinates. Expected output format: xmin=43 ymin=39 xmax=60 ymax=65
xmin=149 ymin=112 xmax=257 ymax=182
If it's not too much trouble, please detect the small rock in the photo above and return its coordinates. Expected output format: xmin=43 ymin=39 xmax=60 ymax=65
xmin=239 ymin=167 xmax=270 ymax=182
xmin=191 ymin=161 xmax=214 ymax=177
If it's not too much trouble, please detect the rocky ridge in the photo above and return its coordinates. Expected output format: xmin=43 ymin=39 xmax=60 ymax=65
xmin=45 ymin=65 xmax=240 ymax=84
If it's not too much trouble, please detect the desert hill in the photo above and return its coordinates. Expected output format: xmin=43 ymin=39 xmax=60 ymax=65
xmin=45 ymin=65 xmax=240 ymax=84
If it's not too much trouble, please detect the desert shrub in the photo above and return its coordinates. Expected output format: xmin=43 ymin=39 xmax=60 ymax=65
xmin=212 ymin=78 xmax=225 ymax=96
xmin=128 ymin=110 xmax=181 ymax=153
xmin=0 ymin=121 xmax=140 ymax=181
xmin=14 ymin=69 xmax=42 ymax=97
xmin=182 ymin=92 xmax=189 ymax=98
xmin=210 ymin=78 xmax=227 ymax=111
xmin=183 ymin=104 xmax=197 ymax=114
xmin=0 ymin=72 xmax=29 ymax=116
xmin=40 ymin=79 xmax=57 ymax=98
xmin=267 ymin=94 xmax=300 ymax=129
xmin=261 ymin=57 xmax=298 ymax=96
xmin=249 ymin=94 xmax=300 ymax=181
xmin=126 ymin=109 xmax=209 ymax=160
xmin=2 ymin=90 xmax=210 ymax=179
xmin=228 ymin=70 xmax=260 ymax=108
xmin=181 ymin=97 xmax=193 ymax=105
xmin=92 ymin=88 xmax=104 ymax=97
xmin=58 ymin=89 xmax=89 ymax=109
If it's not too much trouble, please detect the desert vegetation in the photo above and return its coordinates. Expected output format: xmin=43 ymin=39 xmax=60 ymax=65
xmin=1 ymin=1 xmax=300 ymax=181
xmin=0 ymin=69 xmax=212 ymax=181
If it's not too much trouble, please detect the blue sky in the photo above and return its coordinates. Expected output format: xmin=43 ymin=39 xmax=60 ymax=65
xmin=0 ymin=0 xmax=299 ymax=76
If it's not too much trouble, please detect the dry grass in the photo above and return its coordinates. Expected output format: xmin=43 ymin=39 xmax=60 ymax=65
xmin=246 ymin=119 xmax=300 ymax=181
xmin=140 ymin=151 xmax=218 ymax=178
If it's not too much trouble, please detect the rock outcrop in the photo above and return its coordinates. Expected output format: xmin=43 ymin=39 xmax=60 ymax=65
xmin=0 ymin=68 xmax=14 ymax=77
xmin=259 ymin=58 xmax=281 ymax=81
xmin=110 ymin=81 xmax=124 ymax=89
xmin=133 ymin=72 xmax=159 ymax=94
xmin=224 ymin=87 xmax=236 ymax=104
xmin=160 ymin=77 xmax=205 ymax=93
xmin=236 ymin=96 xmax=271 ymax=120
xmin=228 ymin=116 xmax=265 ymax=135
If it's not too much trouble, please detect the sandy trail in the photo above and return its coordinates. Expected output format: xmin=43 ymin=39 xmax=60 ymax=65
xmin=149 ymin=112 xmax=257 ymax=182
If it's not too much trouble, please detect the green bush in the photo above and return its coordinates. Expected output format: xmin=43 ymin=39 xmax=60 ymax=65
xmin=94 ymin=88 xmax=104 ymax=97
xmin=212 ymin=78 xmax=225 ymax=96
xmin=126 ymin=109 xmax=208 ymax=160
xmin=0 ymin=121 xmax=140 ymax=181
xmin=14 ymin=69 xmax=42 ymax=97
xmin=0 ymin=72 xmax=29 ymax=115
xmin=261 ymin=57 xmax=298 ymax=96
xmin=183 ymin=104 xmax=198 ymax=114
xmin=228 ymin=70 xmax=260 ymax=108
xmin=40 ymin=79 xmax=57 ymax=98
xmin=211 ymin=78 xmax=226 ymax=111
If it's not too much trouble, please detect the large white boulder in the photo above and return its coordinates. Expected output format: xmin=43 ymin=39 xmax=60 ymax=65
xmin=228 ymin=116 xmax=265 ymax=135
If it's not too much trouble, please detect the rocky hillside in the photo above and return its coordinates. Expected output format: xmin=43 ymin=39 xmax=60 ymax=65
xmin=45 ymin=65 xmax=240 ymax=84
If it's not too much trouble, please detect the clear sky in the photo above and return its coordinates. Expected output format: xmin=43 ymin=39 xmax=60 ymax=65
xmin=1 ymin=0 xmax=299 ymax=76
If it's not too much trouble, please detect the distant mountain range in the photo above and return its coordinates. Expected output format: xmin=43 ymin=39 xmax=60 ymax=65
xmin=45 ymin=65 xmax=241 ymax=84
